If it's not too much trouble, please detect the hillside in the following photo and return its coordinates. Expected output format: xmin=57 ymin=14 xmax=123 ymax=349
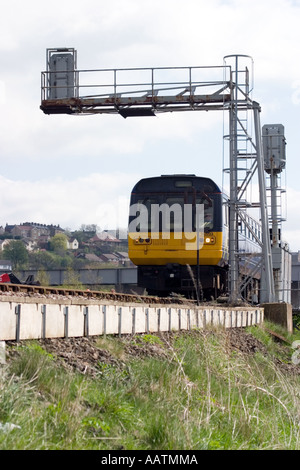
xmin=1 ymin=323 xmax=300 ymax=450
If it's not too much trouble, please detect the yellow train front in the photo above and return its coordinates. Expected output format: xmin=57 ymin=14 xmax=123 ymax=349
xmin=128 ymin=175 xmax=229 ymax=299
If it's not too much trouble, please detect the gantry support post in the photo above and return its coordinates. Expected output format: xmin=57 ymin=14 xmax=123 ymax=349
xmin=253 ymin=103 xmax=275 ymax=303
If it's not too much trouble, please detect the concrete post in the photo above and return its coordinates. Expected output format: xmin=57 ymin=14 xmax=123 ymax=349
xmin=262 ymin=303 xmax=293 ymax=333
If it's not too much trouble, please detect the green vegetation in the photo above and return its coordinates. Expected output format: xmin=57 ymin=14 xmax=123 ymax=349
xmin=3 ymin=240 xmax=29 ymax=269
xmin=1 ymin=323 xmax=300 ymax=450
xmin=1 ymin=226 xmax=129 ymax=271
xmin=49 ymin=233 xmax=68 ymax=254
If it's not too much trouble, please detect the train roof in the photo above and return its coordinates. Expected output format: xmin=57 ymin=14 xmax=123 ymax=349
xmin=131 ymin=175 xmax=222 ymax=193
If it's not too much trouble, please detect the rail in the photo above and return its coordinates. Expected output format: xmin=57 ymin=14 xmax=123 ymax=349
xmin=0 ymin=282 xmax=192 ymax=305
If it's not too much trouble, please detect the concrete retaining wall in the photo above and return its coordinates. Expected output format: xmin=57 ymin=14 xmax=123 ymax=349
xmin=0 ymin=295 xmax=264 ymax=341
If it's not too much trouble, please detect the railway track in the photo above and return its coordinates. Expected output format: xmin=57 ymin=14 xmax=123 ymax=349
xmin=0 ymin=282 xmax=195 ymax=305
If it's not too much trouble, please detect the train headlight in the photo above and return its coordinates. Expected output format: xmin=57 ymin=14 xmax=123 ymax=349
xmin=133 ymin=237 xmax=152 ymax=245
xmin=204 ymin=235 xmax=216 ymax=245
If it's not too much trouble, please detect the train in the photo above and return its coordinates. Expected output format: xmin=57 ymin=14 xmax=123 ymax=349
xmin=128 ymin=174 xmax=262 ymax=301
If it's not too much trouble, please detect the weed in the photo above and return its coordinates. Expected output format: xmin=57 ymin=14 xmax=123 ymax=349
xmin=140 ymin=334 xmax=164 ymax=345
xmin=1 ymin=325 xmax=300 ymax=449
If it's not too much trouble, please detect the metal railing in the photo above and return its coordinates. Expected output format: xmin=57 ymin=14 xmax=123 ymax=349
xmin=41 ymin=61 xmax=232 ymax=115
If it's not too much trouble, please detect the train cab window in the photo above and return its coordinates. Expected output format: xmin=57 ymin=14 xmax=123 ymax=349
xmin=164 ymin=197 xmax=184 ymax=232
xmin=134 ymin=198 xmax=157 ymax=232
xmin=163 ymin=196 xmax=215 ymax=233
xmin=196 ymin=197 xmax=214 ymax=232
xmin=203 ymin=206 xmax=213 ymax=231
xmin=222 ymin=200 xmax=229 ymax=227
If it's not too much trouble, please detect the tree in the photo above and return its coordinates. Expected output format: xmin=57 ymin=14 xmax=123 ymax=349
xmin=80 ymin=224 xmax=99 ymax=233
xmin=62 ymin=267 xmax=84 ymax=290
xmin=36 ymin=268 xmax=50 ymax=286
xmin=29 ymin=251 xmax=59 ymax=270
xmin=49 ymin=233 xmax=68 ymax=255
xmin=3 ymin=240 xmax=28 ymax=269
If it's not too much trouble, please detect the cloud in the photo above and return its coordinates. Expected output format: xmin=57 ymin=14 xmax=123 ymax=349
xmin=0 ymin=172 xmax=140 ymax=231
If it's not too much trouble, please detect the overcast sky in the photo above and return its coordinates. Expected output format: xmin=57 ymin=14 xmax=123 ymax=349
xmin=1 ymin=0 xmax=300 ymax=250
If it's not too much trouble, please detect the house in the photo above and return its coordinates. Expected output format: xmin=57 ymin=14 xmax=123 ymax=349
xmin=37 ymin=234 xmax=51 ymax=250
xmin=89 ymin=231 xmax=121 ymax=245
xmin=99 ymin=253 xmax=119 ymax=264
xmin=4 ymin=225 xmax=15 ymax=234
xmin=85 ymin=253 xmax=102 ymax=263
xmin=5 ymin=223 xmax=65 ymax=241
xmin=10 ymin=225 xmax=32 ymax=239
xmin=115 ymin=252 xmax=130 ymax=264
xmin=67 ymin=238 xmax=79 ymax=250
xmin=75 ymin=253 xmax=103 ymax=264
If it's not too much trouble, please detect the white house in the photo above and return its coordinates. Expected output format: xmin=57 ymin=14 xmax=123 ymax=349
xmin=67 ymin=238 xmax=79 ymax=250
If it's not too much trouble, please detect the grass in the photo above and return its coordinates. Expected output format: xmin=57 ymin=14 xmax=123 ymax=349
xmin=0 ymin=323 xmax=300 ymax=450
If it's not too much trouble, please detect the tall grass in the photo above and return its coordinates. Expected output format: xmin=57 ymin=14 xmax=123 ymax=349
xmin=0 ymin=325 xmax=300 ymax=450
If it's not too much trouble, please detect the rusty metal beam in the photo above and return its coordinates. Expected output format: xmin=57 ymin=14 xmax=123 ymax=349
xmin=40 ymin=92 xmax=232 ymax=116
